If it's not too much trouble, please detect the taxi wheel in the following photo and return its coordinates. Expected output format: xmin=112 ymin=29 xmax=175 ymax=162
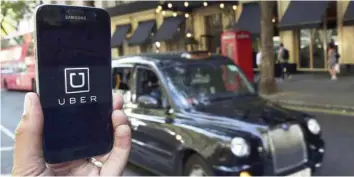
xmin=3 ymin=80 xmax=8 ymax=91
xmin=31 ymin=79 xmax=36 ymax=92
xmin=183 ymin=154 xmax=214 ymax=176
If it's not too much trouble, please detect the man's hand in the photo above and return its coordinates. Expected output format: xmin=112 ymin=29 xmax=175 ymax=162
xmin=12 ymin=92 xmax=131 ymax=176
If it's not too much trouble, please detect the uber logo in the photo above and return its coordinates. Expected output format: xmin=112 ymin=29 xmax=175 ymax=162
xmin=64 ymin=68 xmax=90 ymax=94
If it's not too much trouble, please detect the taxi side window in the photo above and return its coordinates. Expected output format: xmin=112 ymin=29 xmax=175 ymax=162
xmin=136 ymin=67 xmax=168 ymax=109
xmin=112 ymin=67 xmax=132 ymax=91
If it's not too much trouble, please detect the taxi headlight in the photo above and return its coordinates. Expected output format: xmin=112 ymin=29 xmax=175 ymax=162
xmin=230 ymin=137 xmax=250 ymax=157
xmin=307 ymin=118 xmax=321 ymax=135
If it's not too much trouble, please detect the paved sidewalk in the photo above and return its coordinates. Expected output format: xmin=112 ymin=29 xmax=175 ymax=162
xmin=261 ymin=73 xmax=354 ymax=113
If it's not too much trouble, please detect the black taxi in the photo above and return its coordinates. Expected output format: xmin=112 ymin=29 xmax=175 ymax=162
xmin=112 ymin=51 xmax=324 ymax=176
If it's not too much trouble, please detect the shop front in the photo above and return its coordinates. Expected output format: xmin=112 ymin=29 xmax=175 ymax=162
xmin=278 ymin=0 xmax=354 ymax=72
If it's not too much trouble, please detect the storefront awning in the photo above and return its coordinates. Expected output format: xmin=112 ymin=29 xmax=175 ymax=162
xmin=343 ymin=1 xmax=354 ymax=26
xmin=279 ymin=1 xmax=329 ymax=30
xmin=236 ymin=2 xmax=260 ymax=34
xmin=106 ymin=1 xmax=159 ymax=17
xmin=154 ymin=16 xmax=185 ymax=42
xmin=111 ymin=24 xmax=131 ymax=48
xmin=127 ymin=20 xmax=156 ymax=46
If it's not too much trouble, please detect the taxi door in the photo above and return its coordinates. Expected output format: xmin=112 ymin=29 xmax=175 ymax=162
xmin=125 ymin=64 xmax=179 ymax=175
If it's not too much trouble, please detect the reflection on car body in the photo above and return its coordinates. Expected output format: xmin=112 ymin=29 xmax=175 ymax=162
xmin=111 ymin=52 xmax=324 ymax=176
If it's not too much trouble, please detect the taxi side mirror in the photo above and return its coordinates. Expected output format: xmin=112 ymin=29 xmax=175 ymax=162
xmin=137 ymin=95 xmax=160 ymax=109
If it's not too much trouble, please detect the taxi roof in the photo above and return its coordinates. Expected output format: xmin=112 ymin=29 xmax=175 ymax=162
xmin=112 ymin=51 xmax=233 ymax=68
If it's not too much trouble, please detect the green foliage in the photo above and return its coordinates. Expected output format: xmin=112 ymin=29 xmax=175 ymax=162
xmin=1 ymin=0 xmax=37 ymax=36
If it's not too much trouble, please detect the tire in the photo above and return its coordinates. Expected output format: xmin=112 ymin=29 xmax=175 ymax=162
xmin=183 ymin=154 xmax=214 ymax=176
xmin=3 ymin=80 xmax=8 ymax=91
xmin=31 ymin=79 xmax=36 ymax=92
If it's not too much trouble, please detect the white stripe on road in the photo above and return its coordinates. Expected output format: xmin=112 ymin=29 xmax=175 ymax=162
xmin=0 ymin=124 xmax=15 ymax=139
xmin=0 ymin=146 xmax=14 ymax=151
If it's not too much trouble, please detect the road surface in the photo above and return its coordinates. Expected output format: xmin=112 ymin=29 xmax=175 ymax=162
xmin=1 ymin=91 xmax=354 ymax=175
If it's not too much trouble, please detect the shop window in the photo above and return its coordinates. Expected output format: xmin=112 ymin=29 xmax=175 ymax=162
xmin=299 ymin=29 xmax=312 ymax=68
xmin=298 ymin=28 xmax=337 ymax=69
xmin=112 ymin=46 xmax=124 ymax=57
xmin=313 ymin=29 xmax=326 ymax=69
xmin=166 ymin=23 xmax=186 ymax=52
xmin=140 ymin=44 xmax=154 ymax=53
xmin=166 ymin=38 xmax=185 ymax=52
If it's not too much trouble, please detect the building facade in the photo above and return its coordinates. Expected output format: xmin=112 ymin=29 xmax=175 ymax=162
xmin=106 ymin=0 xmax=354 ymax=72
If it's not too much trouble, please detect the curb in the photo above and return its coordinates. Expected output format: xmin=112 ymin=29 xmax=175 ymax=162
xmin=269 ymin=99 xmax=354 ymax=114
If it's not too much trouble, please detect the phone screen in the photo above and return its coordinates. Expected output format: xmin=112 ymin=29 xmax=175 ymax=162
xmin=35 ymin=5 xmax=113 ymax=162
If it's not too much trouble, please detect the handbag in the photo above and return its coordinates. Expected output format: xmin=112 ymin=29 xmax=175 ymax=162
xmin=334 ymin=64 xmax=340 ymax=73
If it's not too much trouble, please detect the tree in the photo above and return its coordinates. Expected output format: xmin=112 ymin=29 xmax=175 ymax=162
xmin=83 ymin=1 xmax=95 ymax=7
xmin=259 ymin=1 xmax=277 ymax=94
xmin=0 ymin=0 xmax=36 ymax=36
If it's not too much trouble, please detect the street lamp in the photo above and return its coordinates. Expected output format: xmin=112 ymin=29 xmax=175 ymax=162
xmin=168 ymin=3 xmax=172 ymax=8
xmin=155 ymin=41 xmax=161 ymax=48
xmin=233 ymin=5 xmax=237 ymax=10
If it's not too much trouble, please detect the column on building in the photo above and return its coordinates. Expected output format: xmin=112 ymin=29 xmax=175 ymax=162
xmin=337 ymin=0 xmax=354 ymax=67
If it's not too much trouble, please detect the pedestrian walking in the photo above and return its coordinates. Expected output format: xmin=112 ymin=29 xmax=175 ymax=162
xmin=256 ymin=50 xmax=262 ymax=68
xmin=328 ymin=43 xmax=339 ymax=80
xmin=277 ymin=43 xmax=291 ymax=80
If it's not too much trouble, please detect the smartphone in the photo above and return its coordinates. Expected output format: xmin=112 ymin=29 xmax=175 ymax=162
xmin=34 ymin=4 xmax=113 ymax=163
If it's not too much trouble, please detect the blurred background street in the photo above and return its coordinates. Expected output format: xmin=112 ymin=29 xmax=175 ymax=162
xmin=1 ymin=0 xmax=354 ymax=176
xmin=1 ymin=90 xmax=354 ymax=176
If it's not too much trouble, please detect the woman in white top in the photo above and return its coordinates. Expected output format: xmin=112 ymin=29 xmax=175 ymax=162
xmin=256 ymin=51 xmax=262 ymax=67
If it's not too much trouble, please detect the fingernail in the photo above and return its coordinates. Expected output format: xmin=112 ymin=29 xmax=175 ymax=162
xmin=23 ymin=94 xmax=32 ymax=115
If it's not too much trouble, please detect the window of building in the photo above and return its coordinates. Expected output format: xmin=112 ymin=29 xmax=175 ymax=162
xmin=204 ymin=13 xmax=223 ymax=53
xmin=297 ymin=1 xmax=338 ymax=70
xmin=166 ymin=24 xmax=186 ymax=52
xmin=298 ymin=28 xmax=338 ymax=69
xmin=166 ymin=38 xmax=185 ymax=52
xmin=140 ymin=44 xmax=154 ymax=53
xmin=112 ymin=45 xmax=125 ymax=57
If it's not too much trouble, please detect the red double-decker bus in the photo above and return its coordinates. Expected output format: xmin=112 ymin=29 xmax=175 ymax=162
xmin=1 ymin=31 xmax=36 ymax=91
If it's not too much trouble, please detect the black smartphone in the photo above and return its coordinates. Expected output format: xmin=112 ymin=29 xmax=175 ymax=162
xmin=34 ymin=4 xmax=113 ymax=164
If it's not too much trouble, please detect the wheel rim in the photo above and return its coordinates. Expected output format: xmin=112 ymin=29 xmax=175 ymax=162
xmin=189 ymin=165 xmax=207 ymax=177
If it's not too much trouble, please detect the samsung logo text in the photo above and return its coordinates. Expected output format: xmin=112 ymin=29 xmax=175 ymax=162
xmin=65 ymin=15 xmax=87 ymax=21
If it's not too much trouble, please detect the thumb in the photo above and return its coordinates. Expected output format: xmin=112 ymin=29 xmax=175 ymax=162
xmin=12 ymin=92 xmax=46 ymax=176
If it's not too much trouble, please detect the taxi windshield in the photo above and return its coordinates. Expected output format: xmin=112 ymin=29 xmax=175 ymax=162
xmin=162 ymin=62 xmax=256 ymax=107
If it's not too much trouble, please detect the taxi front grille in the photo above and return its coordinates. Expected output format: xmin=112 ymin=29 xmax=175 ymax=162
xmin=267 ymin=124 xmax=308 ymax=174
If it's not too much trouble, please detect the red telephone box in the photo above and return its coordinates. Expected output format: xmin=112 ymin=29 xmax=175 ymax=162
xmin=221 ymin=30 xmax=254 ymax=81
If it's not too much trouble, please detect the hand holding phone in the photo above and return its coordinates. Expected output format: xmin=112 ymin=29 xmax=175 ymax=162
xmin=34 ymin=4 xmax=116 ymax=163
xmin=12 ymin=93 xmax=131 ymax=176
